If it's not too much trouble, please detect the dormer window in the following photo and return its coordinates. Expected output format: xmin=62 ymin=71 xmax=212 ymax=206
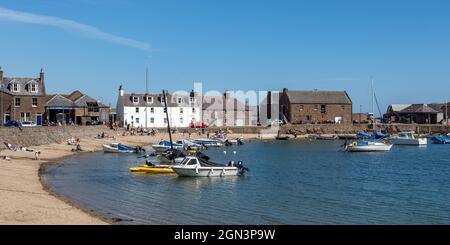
xmin=132 ymin=96 xmax=139 ymax=103
xmin=12 ymin=83 xmax=20 ymax=92
xmin=30 ymin=83 xmax=38 ymax=93
xmin=146 ymin=96 xmax=153 ymax=104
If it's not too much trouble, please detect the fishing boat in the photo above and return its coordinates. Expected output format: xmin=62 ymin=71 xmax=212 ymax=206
xmin=152 ymin=140 xmax=184 ymax=152
xmin=192 ymin=139 xmax=223 ymax=147
xmin=389 ymin=132 xmax=427 ymax=145
xmin=431 ymin=135 xmax=450 ymax=144
xmin=171 ymin=156 xmax=248 ymax=177
xmin=345 ymin=140 xmax=393 ymax=152
xmin=103 ymin=143 xmax=140 ymax=153
xmin=130 ymin=164 xmax=175 ymax=174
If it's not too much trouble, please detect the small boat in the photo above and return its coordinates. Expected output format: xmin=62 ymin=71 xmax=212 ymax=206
xmin=389 ymin=132 xmax=427 ymax=145
xmin=176 ymin=139 xmax=204 ymax=150
xmin=152 ymin=140 xmax=184 ymax=152
xmin=431 ymin=135 xmax=450 ymax=144
xmin=275 ymin=136 xmax=290 ymax=140
xmin=130 ymin=164 xmax=175 ymax=174
xmin=192 ymin=139 xmax=223 ymax=147
xmin=171 ymin=156 xmax=248 ymax=177
xmin=345 ymin=140 xmax=393 ymax=152
xmin=338 ymin=134 xmax=358 ymax=140
xmin=103 ymin=143 xmax=139 ymax=153
xmin=311 ymin=134 xmax=338 ymax=140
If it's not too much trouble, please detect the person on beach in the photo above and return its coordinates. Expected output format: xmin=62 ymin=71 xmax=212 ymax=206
xmin=34 ymin=151 xmax=41 ymax=160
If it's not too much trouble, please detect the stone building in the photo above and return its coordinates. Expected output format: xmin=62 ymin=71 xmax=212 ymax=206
xmin=279 ymin=88 xmax=353 ymax=124
xmin=0 ymin=67 xmax=47 ymax=125
xmin=202 ymin=92 xmax=257 ymax=127
xmin=45 ymin=90 xmax=110 ymax=125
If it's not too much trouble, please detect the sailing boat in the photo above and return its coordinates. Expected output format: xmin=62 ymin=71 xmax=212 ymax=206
xmin=346 ymin=78 xmax=392 ymax=152
xmin=130 ymin=90 xmax=177 ymax=174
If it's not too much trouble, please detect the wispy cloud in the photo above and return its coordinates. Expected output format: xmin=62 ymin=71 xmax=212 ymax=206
xmin=0 ymin=6 xmax=151 ymax=51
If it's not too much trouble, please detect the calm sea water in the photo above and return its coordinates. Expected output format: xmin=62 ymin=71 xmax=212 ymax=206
xmin=45 ymin=140 xmax=450 ymax=224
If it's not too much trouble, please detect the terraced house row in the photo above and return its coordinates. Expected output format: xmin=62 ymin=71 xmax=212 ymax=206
xmin=0 ymin=67 xmax=110 ymax=126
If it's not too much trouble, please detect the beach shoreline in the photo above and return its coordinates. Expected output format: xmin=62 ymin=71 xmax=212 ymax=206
xmin=0 ymin=128 xmax=259 ymax=225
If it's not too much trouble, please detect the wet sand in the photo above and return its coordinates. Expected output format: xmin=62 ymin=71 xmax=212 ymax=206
xmin=0 ymin=130 xmax=258 ymax=224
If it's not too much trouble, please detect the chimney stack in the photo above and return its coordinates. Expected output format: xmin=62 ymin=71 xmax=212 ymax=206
xmin=39 ymin=68 xmax=45 ymax=84
xmin=119 ymin=84 xmax=124 ymax=96
xmin=0 ymin=67 xmax=3 ymax=81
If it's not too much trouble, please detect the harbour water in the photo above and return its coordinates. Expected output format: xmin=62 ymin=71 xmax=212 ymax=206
xmin=45 ymin=140 xmax=450 ymax=224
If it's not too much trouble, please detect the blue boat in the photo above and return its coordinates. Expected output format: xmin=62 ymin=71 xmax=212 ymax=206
xmin=152 ymin=140 xmax=184 ymax=152
xmin=357 ymin=131 xmax=386 ymax=140
xmin=431 ymin=136 xmax=450 ymax=144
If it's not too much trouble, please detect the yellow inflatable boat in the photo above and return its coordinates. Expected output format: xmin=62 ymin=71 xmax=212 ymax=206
xmin=129 ymin=165 xmax=175 ymax=174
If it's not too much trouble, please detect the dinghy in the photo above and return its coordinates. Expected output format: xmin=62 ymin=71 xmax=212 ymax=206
xmin=389 ymin=132 xmax=427 ymax=145
xmin=103 ymin=143 xmax=140 ymax=153
xmin=431 ymin=135 xmax=450 ymax=144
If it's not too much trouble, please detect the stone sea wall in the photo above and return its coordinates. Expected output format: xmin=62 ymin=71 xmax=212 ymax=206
xmin=0 ymin=125 xmax=110 ymax=148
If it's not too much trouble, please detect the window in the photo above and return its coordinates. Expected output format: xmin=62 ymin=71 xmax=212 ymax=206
xmin=306 ymin=115 xmax=312 ymax=121
xmin=163 ymin=108 xmax=167 ymax=113
xmin=187 ymin=159 xmax=197 ymax=165
xmin=180 ymin=108 xmax=184 ymax=114
xmin=180 ymin=117 xmax=184 ymax=124
xmin=192 ymin=108 xmax=196 ymax=113
xmin=135 ymin=118 xmax=139 ymax=124
xmin=13 ymin=83 xmax=20 ymax=92
xmin=146 ymin=97 xmax=153 ymax=103
xmin=150 ymin=107 xmax=154 ymax=113
xmin=300 ymin=105 xmax=304 ymax=111
xmin=32 ymin=98 xmax=38 ymax=107
xmin=190 ymin=97 xmax=195 ymax=103
xmin=132 ymin=96 xmax=139 ymax=103
xmin=160 ymin=96 xmax=165 ymax=103
xmin=30 ymin=83 xmax=38 ymax=93
xmin=321 ymin=105 xmax=326 ymax=114
xmin=177 ymin=97 xmax=183 ymax=104
xmin=15 ymin=97 xmax=21 ymax=107
xmin=314 ymin=105 xmax=318 ymax=111
xmin=135 ymin=107 xmax=139 ymax=113
xmin=164 ymin=118 xmax=167 ymax=124
xmin=20 ymin=112 xmax=30 ymax=121
xmin=150 ymin=118 xmax=154 ymax=124
xmin=341 ymin=105 xmax=345 ymax=110
xmin=87 ymin=102 xmax=99 ymax=112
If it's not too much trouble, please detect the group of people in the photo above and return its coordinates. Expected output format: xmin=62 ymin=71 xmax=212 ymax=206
xmin=3 ymin=142 xmax=41 ymax=160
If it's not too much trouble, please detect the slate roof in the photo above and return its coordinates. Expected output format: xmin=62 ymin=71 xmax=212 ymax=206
xmin=387 ymin=104 xmax=412 ymax=112
xmin=120 ymin=92 xmax=200 ymax=107
xmin=1 ymin=77 xmax=45 ymax=96
xmin=46 ymin=91 xmax=109 ymax=108
xmin=399 ymin=104 xmax=439 ymax=114
xmin=284 ymin=90 xmax=352 ymax=104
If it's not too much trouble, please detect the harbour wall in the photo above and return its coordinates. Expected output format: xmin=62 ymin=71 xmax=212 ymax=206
xmin=0 ymin=124 xmax=448 ymax=149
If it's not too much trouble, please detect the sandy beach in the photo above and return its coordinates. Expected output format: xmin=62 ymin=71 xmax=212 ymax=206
xmin=0 ymin=128 xmax=258 ymax=224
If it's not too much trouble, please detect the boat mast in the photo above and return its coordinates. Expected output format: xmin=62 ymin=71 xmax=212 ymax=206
xmin=162 ymin=90 xmax=174 ymax=151
xmin=145 ymin=66 xmax=149 ymax=128
xmin=371 ymin=78 xmax=376 ymax=128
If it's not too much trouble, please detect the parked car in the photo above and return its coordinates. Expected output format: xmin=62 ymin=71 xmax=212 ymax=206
xmin=191 ymin=122 xmax=207 ymax=128
xmin=4 ymin=120 xmax=22 ymax=128
xmin=21 ymin=121 xmax=37 ymax=127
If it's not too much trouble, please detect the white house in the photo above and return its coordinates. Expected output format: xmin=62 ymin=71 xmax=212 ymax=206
xmin=116 ymin=85 xmax=201 ymax=128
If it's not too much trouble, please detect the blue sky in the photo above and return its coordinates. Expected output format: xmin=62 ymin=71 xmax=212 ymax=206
xmin=0 ymin=0 xmax=449 ymax=114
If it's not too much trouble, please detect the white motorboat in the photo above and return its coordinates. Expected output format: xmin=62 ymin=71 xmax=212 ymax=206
xmin=192 ymin=139 xmax=223 ymax=147
xmin=103 ymin=143 xmax=137 ymax=153
xmin=176 ymin=139 xmax=204 ymax=150
xmin=171 ymin=156 xmax=248 ymax=177
xmin=345 ymin=140 xmax=393 ymax=152
xmin=389 ymin=132 xmax=427 ymax=145
xmin=152 ymin=140 xmax=184 ymax=152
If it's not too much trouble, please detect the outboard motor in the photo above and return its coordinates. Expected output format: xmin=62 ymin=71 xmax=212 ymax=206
xmin=236 ymin=161 xmax=249 ymax=174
